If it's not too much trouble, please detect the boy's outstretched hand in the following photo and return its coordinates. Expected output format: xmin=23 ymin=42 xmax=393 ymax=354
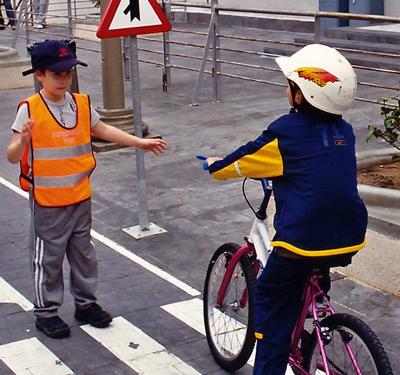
xmin=139 ymin=138 xmax=167 ymax=155
xmin=207 ymin=156 xmax=222 ymax=166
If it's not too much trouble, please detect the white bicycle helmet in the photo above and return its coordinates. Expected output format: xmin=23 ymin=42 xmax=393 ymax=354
xmin=275 ymin=44 xmax=357 ymax=115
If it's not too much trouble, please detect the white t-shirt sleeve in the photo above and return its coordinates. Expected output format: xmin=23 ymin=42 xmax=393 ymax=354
xmin=11 ymin=103 xmax=30 ymax=133
xmin=90 ymin=105 xmax=101 ymax=128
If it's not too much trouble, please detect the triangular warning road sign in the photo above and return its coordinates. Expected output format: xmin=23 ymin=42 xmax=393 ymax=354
xmin=97 ymin=0 xmax=171 ymax=39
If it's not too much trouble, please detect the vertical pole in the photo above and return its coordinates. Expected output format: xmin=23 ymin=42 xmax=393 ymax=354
xmin=211 ymin=0 xmax=221 ymax=102
xmin=123 ymin=37 xmax=131 ymax=81
xmin=67 ymin=0 xmax=73 ymax=36
xmin=314 ymin=14 xmax=321 ymax=43
xmin=162 ymin=0 xmax=171 ymax=90
xmin=12 ymin=0 xmax=29 ymax=48
xmin=129 ymin=36 xmax=149 ymax=231
xmin=66 ymin=0 xmax=80 ymax=93
xmin=191 ymin=11 xmax=215 ymax=105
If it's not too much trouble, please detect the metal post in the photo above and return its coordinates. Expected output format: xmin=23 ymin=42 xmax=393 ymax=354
xmin=211 ymin=0 xmax=221 ymax=102
xmin=314 ymin=14 xmax=321 ymax=43
xmin=67 ymin=0 xmax=73 ymax=36
xmin=162 ymin=0 xmax=171 ymax=90
xmin=130 ymin=36 xmax=149 ymax=230
xmin=12 ymin=0 xmax=29 ymax=48
xmin=191 ymin=11 xmax=215 ymax=105
xmin=122 ymin=37 xmax=167 ymax=239
xmin=122 ymin=37 xmax=130 ymax=81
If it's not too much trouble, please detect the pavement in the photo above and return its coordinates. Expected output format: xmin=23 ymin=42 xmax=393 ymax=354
xmin=0 ymin=21 xmax=399 ymax=374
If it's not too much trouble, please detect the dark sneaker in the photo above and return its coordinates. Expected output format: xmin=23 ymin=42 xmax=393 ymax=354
xmin=75 ymin=303 xmax=112 ymax=328
xmin=35 ymin=316 xmax=70 ymax=338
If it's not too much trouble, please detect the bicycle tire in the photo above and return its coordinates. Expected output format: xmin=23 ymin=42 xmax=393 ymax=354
xmin=203 ymin=242 xmax=257 ymax=372
xmin=303 ymin=313 xmax=393 ymax=375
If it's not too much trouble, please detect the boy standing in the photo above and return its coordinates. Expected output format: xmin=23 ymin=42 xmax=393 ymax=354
xmin=206 ymin=44 xmax=368 ymax=374
xmin=7 ymin=40 xmax=167 ymax=339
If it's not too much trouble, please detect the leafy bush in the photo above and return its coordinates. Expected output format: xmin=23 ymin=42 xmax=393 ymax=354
xmin=367 ymin=92 xmax=400 ymax=151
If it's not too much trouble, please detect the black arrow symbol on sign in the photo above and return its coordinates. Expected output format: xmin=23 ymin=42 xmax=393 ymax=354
xmin=123 ymin=0 xmax=140 ymax=21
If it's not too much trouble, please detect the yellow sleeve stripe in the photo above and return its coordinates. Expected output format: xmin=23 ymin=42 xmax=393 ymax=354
xmin=212 ymin=163 xmax=241 ymax=180
xmin=211 ymin=138 xmax=283 ymax=180
xmin=271 ymin=238 xmax=366 ymax=257
xmin=255 ymin=332 xmax=264 ymax=340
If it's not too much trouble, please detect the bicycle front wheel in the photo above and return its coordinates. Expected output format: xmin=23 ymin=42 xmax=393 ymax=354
xmin=203 ymin=243 xmax=257 ymax=372
xmin=304 ymin=313 xmax=393 ymax=375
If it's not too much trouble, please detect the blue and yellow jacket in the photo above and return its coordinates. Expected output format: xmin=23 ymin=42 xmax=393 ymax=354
xmin=208 ymin=111 xmax=368 ymax=257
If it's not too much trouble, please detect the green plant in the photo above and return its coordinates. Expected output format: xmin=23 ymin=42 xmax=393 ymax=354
xmin=367 ymin=92 xmax=400 ymax=151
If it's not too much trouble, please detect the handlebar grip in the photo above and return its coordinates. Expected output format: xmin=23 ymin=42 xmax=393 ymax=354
xmin=196 ymin=155 xmax=209 ymax=170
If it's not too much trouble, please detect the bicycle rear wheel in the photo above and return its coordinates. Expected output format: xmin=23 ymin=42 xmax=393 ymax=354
xmin=203 ymin=243 xmax=257 ymax=372
xmin=304 ymin=313 xmax=393 ymax=375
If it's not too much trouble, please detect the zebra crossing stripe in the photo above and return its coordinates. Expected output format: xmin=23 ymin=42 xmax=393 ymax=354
xmin=0 ymin=337 xmax=73 ymax=374
xmin=80 ymin=316 xmax=201 ymax=374
xmin=162 ymin=298 xmax=255 ymax=365
xmin=0 ymin=277 xmax=33 ymax=311
xmin=161 ymin=298 xmax=297 ymax=375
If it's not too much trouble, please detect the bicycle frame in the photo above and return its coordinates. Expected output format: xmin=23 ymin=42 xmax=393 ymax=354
xmin=289 ymin=273 xmax=335 ymax=374
xmin=216 ymin=216 xmax=271 ymax=308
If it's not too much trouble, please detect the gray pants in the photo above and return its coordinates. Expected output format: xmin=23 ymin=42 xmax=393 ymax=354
xmin=30 ymin=197 xmax=98 ymax=318
xmin=32 ymin=0 xmax=49 ymax=25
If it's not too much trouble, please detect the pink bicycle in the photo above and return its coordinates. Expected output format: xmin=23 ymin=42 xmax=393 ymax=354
xmin=203 ymin=177 xmax=393 ymax=374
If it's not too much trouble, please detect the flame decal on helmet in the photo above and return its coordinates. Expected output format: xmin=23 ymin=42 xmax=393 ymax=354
xmin=294 ymin=67 xmax=339 ymax=87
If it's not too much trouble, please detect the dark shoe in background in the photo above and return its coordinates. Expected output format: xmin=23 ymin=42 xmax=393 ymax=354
xmin=75 ymin=303 xmax=112 ymax=328
xmin=35 ymin=316 xmax=71 ymax=338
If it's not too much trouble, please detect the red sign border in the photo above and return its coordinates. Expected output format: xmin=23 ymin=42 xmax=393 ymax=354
xmin=97 ymin=0 xmax=172 ymax=39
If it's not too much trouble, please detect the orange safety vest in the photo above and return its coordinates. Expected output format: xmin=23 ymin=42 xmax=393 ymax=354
xmin=19 ymin=92 xmax=96 ymax=207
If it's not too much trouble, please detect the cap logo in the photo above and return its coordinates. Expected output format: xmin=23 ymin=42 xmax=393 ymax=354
xmin=59 ymin=47 xmax=70 ymax=58
xmin=294 ymin=67 xmax=339 ymax=87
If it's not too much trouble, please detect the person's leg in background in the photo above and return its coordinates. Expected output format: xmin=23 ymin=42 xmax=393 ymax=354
xmin=0 ymin=6 xmax=5 ymax=30
xmin=32 ymin=0 xmax=48 ymax=28
xmin=2 ymin=0 xmax=16 ymax=28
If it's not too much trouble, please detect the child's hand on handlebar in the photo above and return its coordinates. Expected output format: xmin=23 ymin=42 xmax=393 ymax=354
xmin=207 ymin=157 xmax=222 ymax=166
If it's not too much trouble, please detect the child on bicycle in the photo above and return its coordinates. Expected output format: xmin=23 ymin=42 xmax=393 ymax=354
xmin=206 ymin=44 xmax=368 ymax=374
xmin=6 ymin=39 xmax=167 ymax=339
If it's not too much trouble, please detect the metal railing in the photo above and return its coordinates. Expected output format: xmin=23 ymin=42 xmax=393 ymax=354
xmin=3 ymin=0 xmax=400 ymax=109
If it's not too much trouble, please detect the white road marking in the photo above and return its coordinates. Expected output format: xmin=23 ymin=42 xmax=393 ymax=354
xmin=0 ymin=177 xmax=200 ymax=298
xmin=0 ymin=177 xmax=28 ymax=199
xmin=161 ymin=298 xmax=296 ymax=375
xmin=0 ymin=337 xmax=73 ymax=374
xmin=0 ymin=277 xmax=33 ymax=311
xmin=91 ymin=231 xmax=200 ymax=297
xmin=81 ymin=316 xmax=201 ymax=375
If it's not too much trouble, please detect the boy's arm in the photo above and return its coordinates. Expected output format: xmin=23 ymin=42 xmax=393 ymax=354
xmin=7 ymin=118 xmax=34 ymax=164
xmin=91 ymin=120 xmax=166 ymax=154
xmin=208 ymin=130 xmax=284 ymax=180
xmin=7 ymin=132 xmax=26 ymax=164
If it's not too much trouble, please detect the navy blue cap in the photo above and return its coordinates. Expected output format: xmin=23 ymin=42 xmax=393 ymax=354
xmin=22 ymin=39 xmax=87 ymax=76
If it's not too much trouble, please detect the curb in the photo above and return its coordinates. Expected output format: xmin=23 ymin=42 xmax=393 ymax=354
xmin=357 ymin=148 xmax=400 ymax=169
xmin=356 ymin=148 xmax=400 ymax=238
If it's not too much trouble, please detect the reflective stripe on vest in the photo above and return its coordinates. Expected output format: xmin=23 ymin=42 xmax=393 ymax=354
xmin=19 ymin=92 xmax=96 ymax=207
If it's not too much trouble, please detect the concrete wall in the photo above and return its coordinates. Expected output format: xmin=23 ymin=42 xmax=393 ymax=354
xmin=384 ymin=0 xmax=400 ymax=17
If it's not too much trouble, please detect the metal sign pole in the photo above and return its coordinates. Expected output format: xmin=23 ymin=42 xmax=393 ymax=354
xmin=130 ymin=35 xmax=148 ymax=229
xmin=122 ymin=36 xmax=167 ymax=239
